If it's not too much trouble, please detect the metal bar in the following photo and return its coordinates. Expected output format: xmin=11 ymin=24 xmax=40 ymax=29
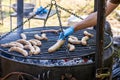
xmin=93 ymin=0 xmax=97 ymax=29
xmin=94 ymin=0 xmax=97 ymax=12
xmin=43 ymin=1 xmax=53 ymax=27
xmin=17 ymin=0 xmax=23 ymax=33
xmin=0 ymin=0 xmax=3 ymax=25
xmin=54 ymin=1 xmax=62 ymax=27
xmin=95 ymin=0 xmax=106 ymax=79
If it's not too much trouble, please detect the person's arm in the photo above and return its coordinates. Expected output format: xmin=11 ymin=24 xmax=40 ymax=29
xmin=58 ymin=0 xmax=119 ymax=40
xmin=74 ymin=1 xmax=119 ymax=32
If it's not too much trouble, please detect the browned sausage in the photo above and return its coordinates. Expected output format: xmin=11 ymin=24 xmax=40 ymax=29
xmin=83 ymin=31 xmax=94 ymax=37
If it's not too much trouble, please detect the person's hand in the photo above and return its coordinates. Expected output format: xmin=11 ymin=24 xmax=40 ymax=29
xmin=58 ymin=26 xmax=74 ymax=40
xmin=35 ymin=6 xmax=48 ymax=15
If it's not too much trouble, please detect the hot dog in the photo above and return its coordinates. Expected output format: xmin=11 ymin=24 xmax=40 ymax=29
xmin=48 ymin=40 xmax=65 ymax=53
xmin=83 ymin=31 xmax=94 ymax=37
xmin=1 ymin=42 xmax=24 ymax=48
xmin=20 ymin=33 xmax=27 ymax=39
xmin=32 ymin=39 xmax=42 ymax=46
xmin=68 ymin=37 xmax=81 ymax=44
xmin=41 ymin=33 xmax=48 ymax=40
xmin=81 ymin=36 xmax=89 ymax=46
xmin=1 ymin=43 xmax=16 ymax=48
xmin=24 ymin=45 xmax=35 ymax=55
xmin=68 ymin=43 xmax=75 ymax=51
xmin=34 ymin=34 xmax=43 ymax=40
xmin=33 ymin=45 xmax=41 ymax=55
xmin=40 ymin=29 xmax=60 ymax=34
xmin=17 ymin=39 xmax=31 ymax=45
xmin=9 ymin=47 xmax=28 ymax=56
xmin=29 ymin=39 xmax=38 ymax=46
xmin=69 ymin=36 xmax=78 ymax=41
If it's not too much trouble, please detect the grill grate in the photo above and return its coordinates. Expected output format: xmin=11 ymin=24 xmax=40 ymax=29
xmin=0 ymin=27 xmax=112 ymax=60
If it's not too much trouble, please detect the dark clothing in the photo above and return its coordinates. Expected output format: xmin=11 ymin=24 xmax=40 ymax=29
xmin=110 ymin=0 xmax=120 ymax=4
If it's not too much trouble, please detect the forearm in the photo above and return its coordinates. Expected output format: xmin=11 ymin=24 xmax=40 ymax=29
xmin=74 ymin=12 xmax=97 ymax=31
xmin=74 ymin=1 xmax=119 ymax=32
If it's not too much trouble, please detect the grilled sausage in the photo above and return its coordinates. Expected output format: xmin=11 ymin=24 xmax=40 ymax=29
xmin=24 ymin=45 xmax=35 ymax=55
xmin=40 ymin=29 xmax=60 ymax=34
xmin=29 ymin=39 xmax=38 ymax=46
xmin=81 ymin=36 xmax=89 ymax=45
xmin=69 ymin=36 xmax=78 ymax=41
xmin=41 ymin=33 xmax=48 ymax=40
xmin=34 ymin=34 xmax=43 ymax=40
xmin=17 ymin=39 xmax=31 ymax=45
xmin=1 ymin=43 xmax=16 ymax=48
xmin=68 ymin=43 xmax=75 ymax=51
xmin=83 ymin=31 xmax=94 ymax=37
xmin=32 ymin=39 xmax=42 ymax=46
xmin=9 ymin=47 xmax=28 ymax=56
xmin=48 ymin=40 xmax=65 ymax=53
xmin=1 ymin=42 xmax=24 ymax=48
xmin=68 ymin=37 xmax=81 ymax=44
xmin=20 ymin=33 xmax=27 ymax=39
xmin=33 ymin=45 xmax=41 ymax=55
xmin=13 ymin=42 xmax=24 ymax=48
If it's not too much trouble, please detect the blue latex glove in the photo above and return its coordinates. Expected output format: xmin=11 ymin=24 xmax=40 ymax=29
xmin=58 ymin=27 xmax=74 ymax=40
xmin=35 ymin=6 xmax=48 ymax=15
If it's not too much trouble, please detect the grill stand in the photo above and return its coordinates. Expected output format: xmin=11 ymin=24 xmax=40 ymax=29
xmin=95 ymin=0 xmax=111 ymax=80
xmin=0 ymin=0 xmax=113 ymax=80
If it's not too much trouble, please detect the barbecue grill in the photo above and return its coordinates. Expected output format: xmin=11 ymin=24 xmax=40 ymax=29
xmin=0 ymin=0 xmax=114 ymax=80
xmin=0 ymin=26 xmax=113 ymax=80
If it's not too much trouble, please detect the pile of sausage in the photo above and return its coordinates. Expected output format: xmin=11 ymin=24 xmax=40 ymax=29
xmin=0 ymin=33 xmax=48 ymax=56
xmin=48 ymin=30 xmax=94 ymax=53
xmin=0 ymin=30 xmax=94 ymax=56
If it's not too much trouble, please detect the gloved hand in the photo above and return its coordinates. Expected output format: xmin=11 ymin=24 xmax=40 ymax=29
xmin=58 ymin=26 xmax=74 ymax=40
xmin=35 ymin=6 xmax=48 ymax=15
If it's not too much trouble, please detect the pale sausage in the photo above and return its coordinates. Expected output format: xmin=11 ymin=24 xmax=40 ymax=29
xmin=9 ymin=47 xmax=28 ymax=56
xmin=48 ymin=40 xmax=65 ymax=53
